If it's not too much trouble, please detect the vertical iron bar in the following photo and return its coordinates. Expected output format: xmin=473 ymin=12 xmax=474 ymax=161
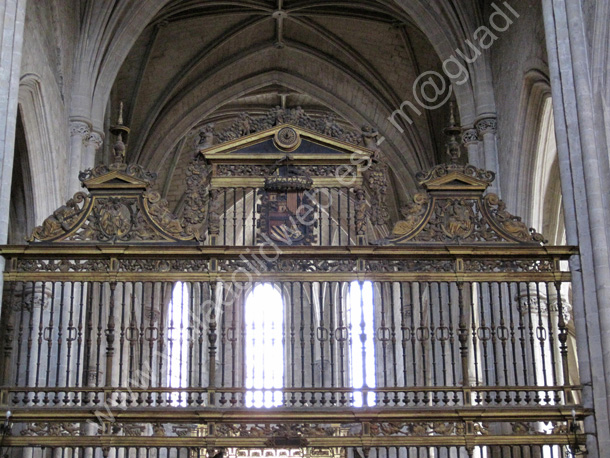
xmin=118 ymin=283 xmax=127 ymax=387
xmin=310 ymin=282 xmax=316 ymax=389
xmin=208 ymin=282 xmax=218 ymax=405
xmin=252 ymin=188 xmax=257 ymax=243
xmin=223 ymin=190 xmax=227 ymax=245
xmin=242 ymin=188 xmax=247 ymax=245
xmin=457 ymin=282 xmax=470 ymax=392
xmin=487 ymin=282 xmax=500 ymax=388
xmin=429 ymin=282 xmax=438 ymax=392
xmin=418 ymin=282 xmax=427 ymax=389
xmin=318 ymin=189 xmax=323 ymax=246
xmin=437 ymin=283 xmax=448 ymax=388
xmin=55 ymin=281 xmax=66 ymax=394
xmin=478 ymin=282 xmax=490 ymax=386
xmin=336 ymin=188 xmax=343 ymax=246
xmin=338 ymin=281 xmax=346 ymax=404
xmin=232 ymin=188 xmax=237 ymax=245
xmin=105 ymin=282 xmax=117 ymax=388
xmin=95 ymin=283 xmax=104 ymax=390
xmin=544 ymin=282 xmax=559 ymax=388
xmin=45 ymin=282 xmax=56 ymax=392
xmin=12 ymin=282 xmax=23 ymax=386
xmin=497 ymin=283 xmax=510 ymax=387
xmin=220 ymin=283 xmax=227 ymax=404
xmin=319 ymin=281 xmax=326 ymax=393
xmin=555 ymin=281 xmax=570 ymax=388
xmin=25 ymin=282 xmax=36 ymax=388
xmin=507 ymin=282 xmax=520 ymax=388
xmin=468 ymin=283 xmax=480 ymax=389
xmin=158 ymin=282 xmax=167 ymax=403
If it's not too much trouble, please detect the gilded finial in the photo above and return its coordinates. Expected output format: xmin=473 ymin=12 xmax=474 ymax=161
xmin=117 ymin=101 xmax=124 ymax=125
xmin=443 ymin=101 xmax=461 ymax=164
xmin=110 ymin=101 xmax=130 ymax=165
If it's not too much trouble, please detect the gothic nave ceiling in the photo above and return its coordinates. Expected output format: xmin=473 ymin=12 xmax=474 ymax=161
xmin=111 ymin=0 xmax=452 ymax=211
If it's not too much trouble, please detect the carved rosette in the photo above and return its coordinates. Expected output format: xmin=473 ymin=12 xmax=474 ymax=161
xmin=381 ymin=163 xmax=546 ymax=245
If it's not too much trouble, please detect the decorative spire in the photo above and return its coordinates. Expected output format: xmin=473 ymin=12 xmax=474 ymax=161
xmin=110 ymin=101 xmax=130 ymax=165
xmin=443 ymin=101 xmax=462 ymax=164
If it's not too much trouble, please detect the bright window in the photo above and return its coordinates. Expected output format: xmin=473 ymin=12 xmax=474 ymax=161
xmin=167 ymin=281 xmax=189 ymax=406
xmin=245 ymin=283 xmax=284 ymax=407
xmin=348 ymin=281 xmax=376 ymax=407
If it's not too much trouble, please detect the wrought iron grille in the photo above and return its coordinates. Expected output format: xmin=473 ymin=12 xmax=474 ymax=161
xmin=0 ymin=126 xmax=588 ymax=456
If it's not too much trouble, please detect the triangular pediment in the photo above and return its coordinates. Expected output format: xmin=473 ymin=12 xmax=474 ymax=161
xmin=422 ymin=171 xmax=490 ymax=192
xmin=83 ymin=170 xmax=149 ymax=190
xmin=200 ymin=124 xmax=373 ymax=161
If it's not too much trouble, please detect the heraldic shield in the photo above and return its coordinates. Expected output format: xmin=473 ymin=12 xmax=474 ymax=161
xmin=259 ymin=189 xmax=317 ymax=245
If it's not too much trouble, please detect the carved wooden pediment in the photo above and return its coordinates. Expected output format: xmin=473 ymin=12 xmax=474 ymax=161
xmin=28 ymin=162 xmax=207 ymax=244
xmin=380 ymin=163 xmax=546 ymax=246
xmin=200 ymin=123 xmax=373 ymax=160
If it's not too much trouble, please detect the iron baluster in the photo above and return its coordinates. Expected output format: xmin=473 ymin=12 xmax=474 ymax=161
xmin=207 ymin=281 xmax=218 ymax=405
xmin=105 ymin=281 xmax=117 ymax=388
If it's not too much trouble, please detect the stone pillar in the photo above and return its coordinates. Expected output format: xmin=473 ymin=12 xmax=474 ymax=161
xmin=68 ymin=120 xmax=91 ymax=194
xmin=0 ymin=0 xmax=27 ymax=315
xmin=542 ymin=0 xmax=610 ymax=455
xmin=475 ymin=117 xmax=500 ymax=195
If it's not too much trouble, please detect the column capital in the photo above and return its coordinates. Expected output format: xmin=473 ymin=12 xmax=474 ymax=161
xmin=517 ymin=287 xmax=572 ymax=323
xmin=84 ymin=131 xmax=104 ymax=151
xmin=461 ymin=128 xmax=479 ymax=146
xmin=70 ymin=120 xmax=91 ymax=138
xmin=475 ymin=117 xmax=497 ymax=136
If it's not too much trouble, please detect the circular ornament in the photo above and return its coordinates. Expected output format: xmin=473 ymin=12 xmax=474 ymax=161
xmin=274 ymin=127 xmax=301 ymax=151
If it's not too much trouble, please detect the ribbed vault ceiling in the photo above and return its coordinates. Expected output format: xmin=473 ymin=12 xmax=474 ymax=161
xmin=111 ymin=0 xmax=452 ymax=210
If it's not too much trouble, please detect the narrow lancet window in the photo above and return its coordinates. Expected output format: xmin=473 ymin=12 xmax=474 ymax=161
xmin=348 ymin=281 xmax=376 ymax=406
xmin=168 ymin=282 xmax=189 ymax=405
xmin=245 ymin=283 xmax=284 ymax=407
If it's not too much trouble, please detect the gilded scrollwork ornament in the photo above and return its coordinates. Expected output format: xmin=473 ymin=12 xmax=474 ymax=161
xmin=381 ymin=164 xmax=545 ymax=245
xmin=29 ymin=162 xmax=203 ymax=244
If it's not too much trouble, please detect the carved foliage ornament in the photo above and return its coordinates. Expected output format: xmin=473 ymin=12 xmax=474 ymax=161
xmin=382 ymin=163 xmax=546 ymax=245
xmin=204 ymin=107 xmax=363 ymax=146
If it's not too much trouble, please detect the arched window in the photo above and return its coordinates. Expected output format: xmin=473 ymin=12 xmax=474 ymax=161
xmin=348 ymin=281 xmax=376 ymax=407
xmin=168 ymin=281 xmax=190 ymax=405
xmin=245 ymin=283 xmax=284 ymax=407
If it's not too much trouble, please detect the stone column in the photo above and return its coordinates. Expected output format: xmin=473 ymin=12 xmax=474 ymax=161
xmin=83 ymin=131 xmax=103 ymax=172
xmin=542 ymin=0 xmax=610 ymax=455
xmin=475 ymin=117 xmax=500 ymax=195
xmin=68 ymin=120 xmax=91 ymax=194
xmin=461 ymin=128 xmax=481 ymax=168
xmin=0 ymin=0 xmax=27 ymax=316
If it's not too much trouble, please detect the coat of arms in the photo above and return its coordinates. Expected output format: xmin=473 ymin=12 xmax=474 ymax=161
xmin=258 ymin=160 xmax=317 ymax=245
